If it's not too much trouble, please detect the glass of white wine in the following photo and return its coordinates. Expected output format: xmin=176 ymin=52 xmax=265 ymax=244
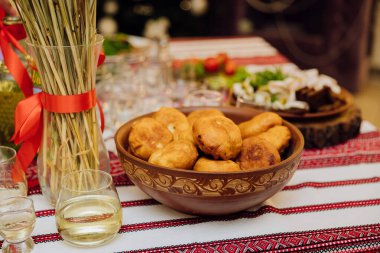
xmin=0 ymin=197 xmax=36 ymax=253
xmin=55 ymin=170 xmax=122 ymax=247
xmin=0 ymin=146 xmax=27 ymax=202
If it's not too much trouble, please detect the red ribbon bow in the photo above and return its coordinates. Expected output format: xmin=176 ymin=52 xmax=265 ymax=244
xmin=0 ymin=8 xmax=33 ymax=98
xmin=11 ymin=90 xmax=103 ymax=172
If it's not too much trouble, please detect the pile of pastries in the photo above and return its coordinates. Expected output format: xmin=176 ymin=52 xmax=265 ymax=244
xmin=127 ymin=107 xmax=291 ymax=172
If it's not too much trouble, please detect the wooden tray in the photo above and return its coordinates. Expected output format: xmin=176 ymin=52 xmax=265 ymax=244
xmin=235 ymin=93 xmax=361 ymax=148
xmin=291 ymin=104 xmax=362 ymax=149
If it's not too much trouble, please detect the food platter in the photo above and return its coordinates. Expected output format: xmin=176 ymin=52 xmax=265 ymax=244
xmin=235 ymin=87 xmax=354 ymax=120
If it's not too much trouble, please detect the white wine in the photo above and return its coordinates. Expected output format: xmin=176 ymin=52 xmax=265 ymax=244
xmin=56 ymin=195 xmax=122 ymax=247
xmin=0 ymin=211 xmax=36 ymax=243
xmin=0 ymin=183 xmax=28 ymax=201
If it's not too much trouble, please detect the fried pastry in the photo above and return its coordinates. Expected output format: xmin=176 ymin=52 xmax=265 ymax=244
xmin=239 ymin=112 xmax=283 ymax=139
xmin=194 ymin=157 xmax=241 ymax=172
xmin=193 ymin=116 xmax=242 ymax=160
xmin=152 ymin=107 xmax=193 ymax=143
xmin=257 ymin=125 xmax=291 ymax=152
xmin=149 ymin=140 xmax=198 ymax=170
xmin=187 ymin=109 xmax=225 ymax=127
xmin=237 ymin=136 xmax=281 ymax=170
xmin=128 ymin=117 xmax=173 ymax=160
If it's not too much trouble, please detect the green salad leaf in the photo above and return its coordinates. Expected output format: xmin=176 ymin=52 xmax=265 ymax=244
xmin=227 ymin=67 xmax=250 ymax=87
xmin=251 ymin=68 xmax=286 ymax=88
xmin=103 ymin=33 xmax=132 ymax=56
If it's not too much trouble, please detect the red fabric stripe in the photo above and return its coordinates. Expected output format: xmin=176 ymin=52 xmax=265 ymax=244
xmin=121 ymin=224 xmax=380 ymax=253
xmin=301 ymin=238 xmax=380 ymax=253
xmin=302 ymin=132 xmax=380 ymax=157
xmin=118 ymin=199 xmax=380 ymax=234
xmin=283 ymin=177 xmax=380 ymax=191
xmin=232 ymin=55 xmax=289 ymax=65
xmin=35 ymin=199 xmax=159 ymax=218
xmin=274 ymin=236 xmax=380 ymax=253
xmin=299 ymin=154 xmax=380 ymax=169
xmin=170 ymin=35 xmax=263 ymax=42
xmin=299 ymin=131 xmax=380 ymax=169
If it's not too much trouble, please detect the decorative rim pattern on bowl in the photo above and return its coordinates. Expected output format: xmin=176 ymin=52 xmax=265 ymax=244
xmin=118 ymin=154 xmax=301 ymax=197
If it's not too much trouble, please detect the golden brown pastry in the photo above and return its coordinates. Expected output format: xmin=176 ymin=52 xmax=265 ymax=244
xmin=239 ymin=112 xmax=283 ymax=139
xmin=148 ymin=140 xmax=198 ymax=170
xmin=236 ymin=136 xmax=281 ymax=171
xmin=152 ymin=107 xmax=193 ymax=143
xmin=187 ymin=109 xmax=225 ymax=127
xmin=194 ymin=157 xmax=241 ymax=172
xmin=193 ymin=116 xmax=242 ymax=160
xmin=128 ymin=117 xmax=173 ymax=160
xmin=257 ymin=125 xmax=291 ymax=152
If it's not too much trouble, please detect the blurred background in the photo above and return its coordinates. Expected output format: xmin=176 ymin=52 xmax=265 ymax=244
xmin=96 ymin=0 xmax=380 ymax=126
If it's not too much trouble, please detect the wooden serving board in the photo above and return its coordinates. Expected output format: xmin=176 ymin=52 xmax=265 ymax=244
xmin=290 ymin=104 xmax=362 ymax=149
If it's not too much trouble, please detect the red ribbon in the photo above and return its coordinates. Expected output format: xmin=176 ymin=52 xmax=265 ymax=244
xmin=98 ymin=51 xmax=105 ymax=67
xmin=12 ymin=90 xmax=102 ymax=172
xmin=0 ymin=8 xmax=33 ymax=98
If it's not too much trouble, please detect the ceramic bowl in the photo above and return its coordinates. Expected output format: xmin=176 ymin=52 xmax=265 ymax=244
xmin=115 ymin=107 xmax=304 ymax=215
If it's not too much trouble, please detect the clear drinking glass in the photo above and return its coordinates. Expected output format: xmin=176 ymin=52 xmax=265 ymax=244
xmin=0 ymin=146 xmax=27 ymax=202
xmin=55 ymin=170 xmax=122 ymax=247
xmin=0 ymin=197 xmax=36 ymax=253
xmin=97 ymin=52 xmax=147 ymax=129
xmin=145 ymin=38 xmax=173 ymax=97
xmin=184 ymin=89 xmax=223 ymax=106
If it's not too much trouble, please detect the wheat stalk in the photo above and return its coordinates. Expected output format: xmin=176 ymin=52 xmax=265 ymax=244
xmin=11 ymin=0 xmax=101 ymax=202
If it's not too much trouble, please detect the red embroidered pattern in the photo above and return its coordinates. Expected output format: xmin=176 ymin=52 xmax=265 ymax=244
xmin=121 ymin=224 xmax=380 ymax=253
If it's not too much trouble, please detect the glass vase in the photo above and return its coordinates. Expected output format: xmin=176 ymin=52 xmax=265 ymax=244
xmin=28 ymin=35 xmax=110 ymax=205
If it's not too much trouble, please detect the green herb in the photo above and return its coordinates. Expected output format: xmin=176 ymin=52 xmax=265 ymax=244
xmin=103 ymin=33 xmax=132 ymax=56
xmin=251 ymin=68 xmax=286 ymax=88
xmin=195 ymin=62 xmax=205 ymax=78
xmin=227 ymin=67 xmax=250 ymax=87
xmin=271 ymin=94 xmax=278 ymax=102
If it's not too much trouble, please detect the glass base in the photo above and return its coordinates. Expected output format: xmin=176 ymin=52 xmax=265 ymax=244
xmin=61 ymin=233 xmax=118 ymax=248
xmin=2 ymin=238 xmax=34 ymax=253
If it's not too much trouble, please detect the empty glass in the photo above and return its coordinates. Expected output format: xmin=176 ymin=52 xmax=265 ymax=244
xmin=97 ymin=52 xmax=146 ymax=129
xmin=0 ymin=146 xmax=27 ymax=202
xmin=184 ymin=89 xmax=223 ymax=107
xmin=55 ymin=170 xmax=122 ymax=247
xmin=0 ymin=197 xmax=36 ymax=253
xmin=145 ymin=38 xmax=173 ymax=97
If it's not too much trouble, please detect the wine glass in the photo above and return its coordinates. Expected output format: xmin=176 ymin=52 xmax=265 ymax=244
xmin=0 ymin=146 xmax=27 ymax=202
xmin=0 ymin=197 xmax=36 ymax=253
xmin=55 ymin=170 xmax=122 ymax=247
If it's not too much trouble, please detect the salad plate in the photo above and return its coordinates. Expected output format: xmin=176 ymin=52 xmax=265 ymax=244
xmin=232 ymin=65 xmax=353 ymax=119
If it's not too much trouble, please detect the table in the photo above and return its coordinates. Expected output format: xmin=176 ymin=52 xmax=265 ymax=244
xmin=3 ymin=37 xmax=380 ymax=252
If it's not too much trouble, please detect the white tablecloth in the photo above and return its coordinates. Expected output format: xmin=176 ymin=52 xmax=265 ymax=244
xmin=3 ymin=37 xmax=380 ymax=253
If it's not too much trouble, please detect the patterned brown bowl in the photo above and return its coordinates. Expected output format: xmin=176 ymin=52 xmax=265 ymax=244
xmin=115 ymin=107 xmax=304 ymax=216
